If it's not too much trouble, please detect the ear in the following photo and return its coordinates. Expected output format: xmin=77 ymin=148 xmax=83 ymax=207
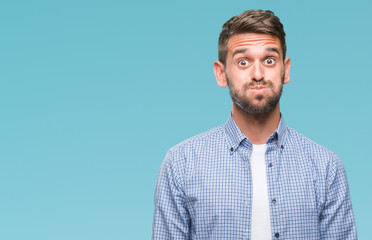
xmin=283 ymin=57 xmax=291 ymax=84
xmin=213 ymin=61 xmax=227 ymax=88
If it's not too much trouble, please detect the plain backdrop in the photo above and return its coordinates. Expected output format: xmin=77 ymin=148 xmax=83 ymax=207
xmin=0 ymin=0 xmax=371 ymax=239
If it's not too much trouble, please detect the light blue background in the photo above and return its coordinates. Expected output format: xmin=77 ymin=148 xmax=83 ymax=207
xmin=0 ymin=0 xmax=371 ymax=239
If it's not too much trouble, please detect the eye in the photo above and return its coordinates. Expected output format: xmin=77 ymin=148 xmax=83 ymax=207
xmin=265 ymin=57 xmax=276 ymax=65
xmin=238 ymin=59 xmax=248 ymax=66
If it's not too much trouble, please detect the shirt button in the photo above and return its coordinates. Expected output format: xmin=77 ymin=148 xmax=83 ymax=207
xmin=275 ymin=233 xmax=280 ymax=238
xmin=272 ymin=199 xmax=276 ymax=204
xmin=230 ymin=147 xmax=234 ymax=152
xmin=268 ymin=163 xmax=273 ymax=167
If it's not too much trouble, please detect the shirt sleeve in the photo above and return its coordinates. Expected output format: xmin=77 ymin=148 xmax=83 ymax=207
xmin=152 ymin=150 xmax=190 ymax=240
xmin=319 ymin=153 xmax=357 ymax=239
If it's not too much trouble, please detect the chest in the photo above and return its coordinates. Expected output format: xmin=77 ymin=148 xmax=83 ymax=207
xmin=183 ymin=148 xmax=318 ymax=224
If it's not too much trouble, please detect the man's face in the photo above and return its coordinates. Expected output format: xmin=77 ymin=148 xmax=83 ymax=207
xmin=214 ymin=33 xmax=291 ymax=115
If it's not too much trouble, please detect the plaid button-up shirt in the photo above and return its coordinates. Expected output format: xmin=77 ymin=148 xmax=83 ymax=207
xmin=153 ymin=115 xmax=357 ymax=239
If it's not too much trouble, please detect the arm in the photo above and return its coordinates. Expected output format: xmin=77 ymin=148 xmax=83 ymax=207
xmin=152 ymin=151 xmax=190 ymax=240
xmin=319 ymin=153 xmax=357 ymax=239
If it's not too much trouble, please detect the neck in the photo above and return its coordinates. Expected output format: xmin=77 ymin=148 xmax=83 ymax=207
xmin=232 ymin=103 xmax=281 ymax=145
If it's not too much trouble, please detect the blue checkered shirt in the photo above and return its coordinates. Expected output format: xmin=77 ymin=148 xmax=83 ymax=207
xmin=152 ymin=115 xmax=357 ymax=239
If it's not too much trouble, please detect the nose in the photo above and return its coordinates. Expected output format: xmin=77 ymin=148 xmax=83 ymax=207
xmin=251 ymin=62 xmax=264 ymax=82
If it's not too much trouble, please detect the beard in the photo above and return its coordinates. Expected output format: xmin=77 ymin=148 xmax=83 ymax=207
xmin=226 ymin=74 xmax=284 ymax=115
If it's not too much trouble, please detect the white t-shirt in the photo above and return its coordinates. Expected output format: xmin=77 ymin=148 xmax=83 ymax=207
xmin=250 ymin=144 xmax=272 ymax=240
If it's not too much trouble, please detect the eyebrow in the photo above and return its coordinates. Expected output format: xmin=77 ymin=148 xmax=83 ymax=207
xmin=232 ymin=48 xmax=247 ymax=58
xmin=231 ymin=47 xmax=281 ymax=58
xmin=266 ymin=47 xmax=280 ymax=56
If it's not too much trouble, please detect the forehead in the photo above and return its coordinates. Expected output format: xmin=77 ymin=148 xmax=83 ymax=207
xmin=227 ymin=33 xmax=282 ymax=56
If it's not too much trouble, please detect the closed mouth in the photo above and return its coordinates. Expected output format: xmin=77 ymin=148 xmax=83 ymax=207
xmin=250 ymin=86 xmax=266 ymax=90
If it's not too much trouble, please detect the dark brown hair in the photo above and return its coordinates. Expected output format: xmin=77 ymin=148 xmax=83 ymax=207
xmin=218 ymin=10 xmax=286 ymax=65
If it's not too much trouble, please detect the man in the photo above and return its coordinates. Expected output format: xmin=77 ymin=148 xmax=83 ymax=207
xmin=152 ymin=10 xmax=357 ymax=239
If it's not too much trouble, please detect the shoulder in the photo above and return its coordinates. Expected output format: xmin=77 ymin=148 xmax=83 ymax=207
xmin=170 ymin=126 xmax=224 ymax=150
xmin=168 ymin=125 xmax=225 ymax=159
xmin=285 ymin=127 xmax=342 ymax=173
xmin=161 ymin=125 xmax=226 ymax=173
xmin=286 ymin=127 xmax=335 ymax=156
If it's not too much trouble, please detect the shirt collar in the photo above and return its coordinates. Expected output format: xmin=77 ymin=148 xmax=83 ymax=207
xmin=223 ymin=113 xmax=288 ymax=153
